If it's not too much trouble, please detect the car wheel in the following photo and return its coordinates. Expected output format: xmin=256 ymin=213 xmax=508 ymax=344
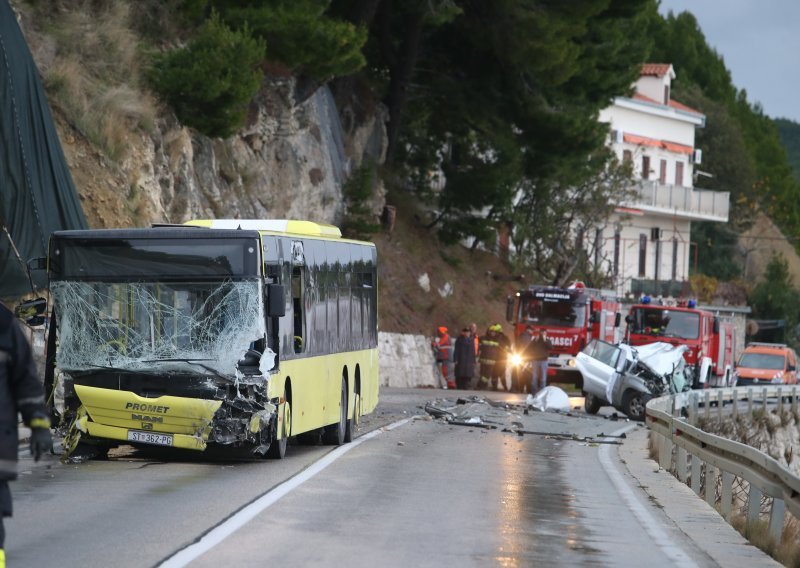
xmin=584 ymin=392 xmax=603 ymax=415
xmin=623 ymin=391 xmax=650 ymax=422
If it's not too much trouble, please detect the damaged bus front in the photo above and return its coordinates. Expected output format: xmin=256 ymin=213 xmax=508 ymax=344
xmin=46 ymin=228 xmax=288 ymax=459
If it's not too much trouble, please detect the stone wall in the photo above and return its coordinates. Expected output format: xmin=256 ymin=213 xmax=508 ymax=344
xmin=378 ymin=332 xmax=438 ymax=388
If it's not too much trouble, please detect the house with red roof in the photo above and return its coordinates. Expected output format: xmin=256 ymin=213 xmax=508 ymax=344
xmin=596 ymin=63 xmax=730 ymax=298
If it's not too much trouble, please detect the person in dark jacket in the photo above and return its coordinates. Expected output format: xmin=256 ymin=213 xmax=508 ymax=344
xmin=525 ymin=330 xmax=552 ymax=394
xmin=492 ymin=324 xmax=511 ymax=391
xmin=453 ymin=327 xmax=476 ymax=390
xmin=512 ymin=326 xmax=536 ymax=393
xmin=477 ymin=326 xmax=499 ymax=390
xmin=0 ymin=303 xmax=52 ymax=564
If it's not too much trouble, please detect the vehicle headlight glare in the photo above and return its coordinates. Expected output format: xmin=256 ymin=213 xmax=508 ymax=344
xmin=510 ymin=353 xmax=523 ymax=367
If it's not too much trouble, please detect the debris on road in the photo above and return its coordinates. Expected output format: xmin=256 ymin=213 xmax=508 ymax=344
xmin=422 ymin=392 xmax=629 ymax=445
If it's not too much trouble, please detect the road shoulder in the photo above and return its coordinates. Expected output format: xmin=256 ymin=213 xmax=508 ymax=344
xmin=619 ymin=426 xmax=780 ymax=567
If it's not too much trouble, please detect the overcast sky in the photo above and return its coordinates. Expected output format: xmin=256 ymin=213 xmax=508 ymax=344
xmin=657 ymin=0 xmax=800 ymax=123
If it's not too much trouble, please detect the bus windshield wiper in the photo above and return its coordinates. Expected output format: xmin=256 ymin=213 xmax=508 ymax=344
xmin=141 ymin=358 xmax=234 ymax=382
xmin=78 ymin=365 xmax=165 ymax=376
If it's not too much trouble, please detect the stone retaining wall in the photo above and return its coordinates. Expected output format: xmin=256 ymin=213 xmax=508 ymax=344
xmin=378 ymin=331 xmax=438 ymax=388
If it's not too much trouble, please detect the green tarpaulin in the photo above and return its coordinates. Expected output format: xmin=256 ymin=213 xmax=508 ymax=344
xmin=0 ymin=0 xmax=87 ymax=297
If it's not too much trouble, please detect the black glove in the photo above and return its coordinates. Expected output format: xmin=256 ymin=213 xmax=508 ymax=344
xmin=29 ymin=427 xmax=53 ymax=462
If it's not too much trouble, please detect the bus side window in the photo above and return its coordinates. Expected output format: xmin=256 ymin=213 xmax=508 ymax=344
xmin=292 ymin=266 xmax=304 ymax=353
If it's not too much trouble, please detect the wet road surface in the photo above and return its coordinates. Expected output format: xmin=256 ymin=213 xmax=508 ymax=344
xmin=6 ymin=387 xmax=763 ymax=567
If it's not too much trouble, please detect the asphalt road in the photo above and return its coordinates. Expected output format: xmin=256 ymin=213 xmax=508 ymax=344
xmin=6 ymin=387 xmax=755 ymax=567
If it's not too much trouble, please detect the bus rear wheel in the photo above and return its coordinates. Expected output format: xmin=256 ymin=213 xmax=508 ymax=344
xmin=345 ymin=390 xmax=360 ymax=443
xmin=267 ymin=389 xmax=291 ymax=459
xmin=323 ymin=378 xmax=347 ymax=445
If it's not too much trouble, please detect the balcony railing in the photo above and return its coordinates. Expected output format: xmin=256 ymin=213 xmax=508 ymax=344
xmin=620 ymin=181 xmax=729 ymax=221
xmin=630 ymin=278 xmax=690 ymax=298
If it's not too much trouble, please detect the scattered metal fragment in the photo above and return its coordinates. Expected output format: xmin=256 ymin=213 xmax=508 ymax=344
xmin=449 ymin=421 xmax=496 ymax=429
xmin=424 ymin=402 xmax=456 ymax=419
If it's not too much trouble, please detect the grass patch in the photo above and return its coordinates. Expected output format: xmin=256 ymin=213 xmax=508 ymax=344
xmin=28 ymin=0 xmax=158 ymax=161
xmin=729 ymin=503 xmax=800 ymax=566
xmin=439 ymin=250 xmax=462 ymax=267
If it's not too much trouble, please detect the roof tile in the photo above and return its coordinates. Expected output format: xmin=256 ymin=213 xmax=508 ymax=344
xmin=641 ymin=63 xmax=673 ymax=77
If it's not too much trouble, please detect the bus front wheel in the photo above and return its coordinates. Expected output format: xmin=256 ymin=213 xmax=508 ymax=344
xmin=267 ymin=389 xmax=291 ymax=459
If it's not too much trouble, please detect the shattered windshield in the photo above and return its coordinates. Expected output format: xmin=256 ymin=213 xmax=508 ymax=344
xmin=523 ymin=298 xmax=586 ymax=328
xmin=629 ymin=308 xmax=699 ymax=340
xmin=668 ymin=358 xmax=689 ymax=392
xmin=52 ymin=279 xmax=266 ymax=376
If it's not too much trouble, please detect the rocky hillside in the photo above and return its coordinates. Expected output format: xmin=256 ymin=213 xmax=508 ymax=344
xmin=12 ymin=0 xmax=521 ymax=336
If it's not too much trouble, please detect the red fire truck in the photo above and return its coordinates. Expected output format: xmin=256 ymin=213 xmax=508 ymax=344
xmin=624 ymin=297 xmax=736 ymax=388
xmin=506 ymin=282 xmax=621 ymax=386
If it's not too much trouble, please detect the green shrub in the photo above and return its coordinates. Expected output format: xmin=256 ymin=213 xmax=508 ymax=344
xmin=149 ymin=12 xmax=265 ymax=137
xmin=215 ymin=0 xmax=366 ymax=81
xmin=341 ymin=160 xmax=380 ymax=240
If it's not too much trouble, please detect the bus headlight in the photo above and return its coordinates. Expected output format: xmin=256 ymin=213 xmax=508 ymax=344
xmin=509 ymin=353 xmax=523 ymax=367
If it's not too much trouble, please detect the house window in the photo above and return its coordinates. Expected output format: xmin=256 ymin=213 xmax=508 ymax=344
xmin=613 ymin=230 xmax=620 ymax=275
xmin=675 ymin=161 xmax=684 ymax=186
xmin=638 ymin=234 xmax=647 ymax=277
xmin=659 ymin=159 xmax=667 ymax=183
xmin=642 ymin=156 xmax=650 ymax=180
xmin=623 ymin=149 xmax=632 ymax=164
xmin=672 ymin=237 xmax=679 ymax=280
xmin=664 ymin=85 xmax=670 ymax=104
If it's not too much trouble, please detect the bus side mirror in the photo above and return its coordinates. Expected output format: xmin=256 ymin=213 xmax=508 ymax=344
xmin=267 ymin=284 xmax=286 ymax=317
xmin=713 ymin=317 xmax=720 ymax=334
xmin=614 ymin=313 xmax=621 ymax=327
xmin=14 ymin=297 xmax=47 ymax=327
xmin=625 ymin=314 xmax=633 ymax=324
xmin=506 ymin=296 xmax=514 ymax=322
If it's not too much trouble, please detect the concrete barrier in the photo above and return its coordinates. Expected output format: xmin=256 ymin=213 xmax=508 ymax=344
xmin=378 ymin=331 xmax=438 ymax=388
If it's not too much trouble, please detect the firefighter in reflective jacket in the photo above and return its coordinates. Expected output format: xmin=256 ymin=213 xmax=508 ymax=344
xmin=0 ymin=303 xmax=52 ymax=566
xmin=478 ymin=325 xmax=502 ymax=390
xmin=432 ymin=326 xmax=455 ymax=389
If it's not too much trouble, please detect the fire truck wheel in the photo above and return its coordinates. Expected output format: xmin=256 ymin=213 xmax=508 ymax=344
xmin=623 ymin=391 xmax=650 ymax=422
xmin=584 ymin=393 xmax=603 ymax=415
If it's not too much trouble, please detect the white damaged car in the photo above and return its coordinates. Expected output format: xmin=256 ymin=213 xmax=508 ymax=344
xmin=576 ymin=339 xmax=690 ymax=421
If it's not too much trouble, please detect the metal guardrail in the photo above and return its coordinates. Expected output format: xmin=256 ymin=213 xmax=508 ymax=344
xmin=647 ymin=386 xmax=800 ymax=542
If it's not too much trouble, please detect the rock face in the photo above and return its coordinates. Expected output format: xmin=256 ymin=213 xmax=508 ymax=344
xmin=65 ymin=76 xmax=388 ymax=229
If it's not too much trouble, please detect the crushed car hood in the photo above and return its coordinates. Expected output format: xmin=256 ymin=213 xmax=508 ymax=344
xmin=632 ymin=342 xmax=688 ymax=376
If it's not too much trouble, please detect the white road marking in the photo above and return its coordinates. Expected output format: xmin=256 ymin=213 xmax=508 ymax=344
xmin=598 ymin=426 xmax=698 ymax=567
xmin=157 ymin=418 xmax=412 ymax=568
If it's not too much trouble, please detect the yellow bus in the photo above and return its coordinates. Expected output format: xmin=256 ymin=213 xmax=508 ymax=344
xmin=43 ymin=219 xmax=378 ymax=459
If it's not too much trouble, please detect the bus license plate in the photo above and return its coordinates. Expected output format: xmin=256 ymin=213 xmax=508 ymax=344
xmin=127 ymin=431 xmax=174 ymax=447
